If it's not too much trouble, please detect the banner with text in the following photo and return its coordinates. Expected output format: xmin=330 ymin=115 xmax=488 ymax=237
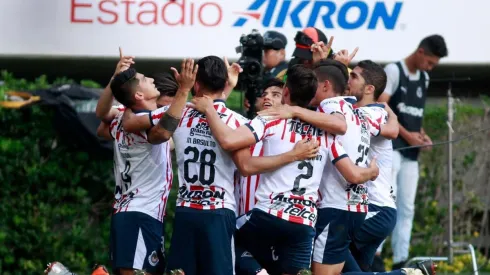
xmin=0 ymin=0 xmax=488 ymax=64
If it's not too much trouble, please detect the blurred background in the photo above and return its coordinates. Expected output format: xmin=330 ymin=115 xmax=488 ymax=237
xmin=0 ymin=0 xmax=489 ymax=274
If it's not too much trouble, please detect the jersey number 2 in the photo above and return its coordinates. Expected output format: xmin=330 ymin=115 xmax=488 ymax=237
xmin=293 ymin=161 xmax=313 ymax=195
xmin=355 ymin=145 xmax=369 ymax=166
xmin=184 ymin=146 xmax=216 ymax=185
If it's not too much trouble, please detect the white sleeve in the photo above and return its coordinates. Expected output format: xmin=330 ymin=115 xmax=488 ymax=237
xmin=424 ymin=71 xmax=430 ymax=89
xmin=383 ymin=63 xmax=400 ymax=96
xmin=247 ymin=115 xmax=279 ymax=143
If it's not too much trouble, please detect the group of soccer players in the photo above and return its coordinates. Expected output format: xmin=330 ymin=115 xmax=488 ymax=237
xmin=94 ymin=41 xmax=436 ymax=275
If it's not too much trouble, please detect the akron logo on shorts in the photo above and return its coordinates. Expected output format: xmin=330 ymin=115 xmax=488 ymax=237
xmin=148 ymin=250 xmax=159 ymax=266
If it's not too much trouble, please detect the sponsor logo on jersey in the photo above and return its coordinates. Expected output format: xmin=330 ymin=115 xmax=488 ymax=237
xmin=178 ymin=186 xmax=225 ymax=206
xmin=270 ymin=194 xmax=317 ymax=222
xmin=288 ymin=120 xmax=324 ymax=138
xmin=396 ymin=102 xmax=424 ymax=118
xmin=190 ymin=121 xmax=212 ymax=137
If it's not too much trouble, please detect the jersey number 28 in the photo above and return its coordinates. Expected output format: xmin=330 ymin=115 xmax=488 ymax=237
xmin=184 ymin=146 xmax=216 ymax=185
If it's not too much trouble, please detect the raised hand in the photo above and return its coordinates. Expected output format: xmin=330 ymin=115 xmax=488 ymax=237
xmin=311 ymin=36 xmax=334 ymax=64
xmin=333 ymin=47 xmax=359 ymax=66
xmin=257 ymin=104 xmax=295 ymax=120
xmin=224 ymin=56 xmax=243 ymax=89
xmin=171 ymin=58 xmax=198 ymax=92
xmin=291 ymin=138 xmax=320 ymax=161
xmin=114 ymin=47 xmax=135 ymax=76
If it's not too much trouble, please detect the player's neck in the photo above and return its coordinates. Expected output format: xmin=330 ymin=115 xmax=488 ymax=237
xmin=201 ymin=90 xmax=225 ymax=101
xmin=404 ymin=55 xmax=418 ymax=74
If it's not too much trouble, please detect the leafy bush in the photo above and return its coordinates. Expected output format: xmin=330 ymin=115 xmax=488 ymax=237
xmin=0 ymin=72 xmax=115 ymax=274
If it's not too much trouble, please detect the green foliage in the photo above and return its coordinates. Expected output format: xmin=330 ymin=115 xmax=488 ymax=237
xmin=0 ymin=72 xmax=114 ymax=274
xmin=382 ymin=101 xmax=490 ymax=273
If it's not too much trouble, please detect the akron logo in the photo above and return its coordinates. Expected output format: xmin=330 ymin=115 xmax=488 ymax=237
xmin=148 ymin=250 xmax=159 ymax=266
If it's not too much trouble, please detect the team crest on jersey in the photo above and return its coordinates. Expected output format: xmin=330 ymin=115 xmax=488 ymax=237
xmin=241 ymin=251 xmax=253 ymax=258
xmin=148 ymin=250 xmax=159 ymax=266
xmin=346 ymin=184 xmax=369 ymax=205
xmin=416 ymin=87 xmax=423 ymax=98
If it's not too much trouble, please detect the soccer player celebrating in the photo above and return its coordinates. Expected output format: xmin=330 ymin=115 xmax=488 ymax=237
xmin=189 ymin=64 xmax=348 ymax=275
xmin=258 ymin=59 xmax=382 ymax=275
xmin=116 ymin=56 xmax=316 ymax=275
xmin=96 ymin=58 xmax=197 ymax=275
xmin=342 ymin=60 xmax=399 ymax=272
xmin=235 ymin=78 xmax=313 ymax=275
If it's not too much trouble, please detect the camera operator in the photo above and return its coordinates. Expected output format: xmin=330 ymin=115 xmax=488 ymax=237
xmin=262 ymin=31 xmax=289 ymax=81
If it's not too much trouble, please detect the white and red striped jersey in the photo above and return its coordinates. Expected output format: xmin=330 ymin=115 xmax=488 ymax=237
xmin=109 ymin=105 xmax=172 ymax=222
xmin=360 ymin=104 xmax=396 ymax=209
xmin=170 ymin=99 xmax=248 ymax=212
xmin=237 ymin=141 xmax=264 ymax=216
xmin=246 ymin=115 xmax=330 ymax=227
xmin=317 ymin=96 xmax=380 ymax=213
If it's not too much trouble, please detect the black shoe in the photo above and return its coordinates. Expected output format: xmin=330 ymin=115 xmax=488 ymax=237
xmin=371 ymin=255 xmax=386 ymax=272
xmin=410 ymin=260 xmax=436 ymax=275
xmin=392 ymin=260 xmax=408 ymax=270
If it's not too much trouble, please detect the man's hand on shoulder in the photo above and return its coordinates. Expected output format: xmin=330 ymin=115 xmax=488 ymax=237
xmin=188 ymin=95 xmax=214 ymax=114
xmin=257 ymin=104 xmax=296 ymax=120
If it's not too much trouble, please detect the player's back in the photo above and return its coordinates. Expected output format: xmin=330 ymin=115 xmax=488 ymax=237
xmin=251 ymin=116 xmax=330 ymax=227
xmin=318 ymin=96 xmax=377 ymax=212
xmin=173 ymin=99 xmax=248 ymax=211
xmin=361 ymin=104 xmax=396 ymax=208
xmin=110 ymin=110 xmax=171 ymax=222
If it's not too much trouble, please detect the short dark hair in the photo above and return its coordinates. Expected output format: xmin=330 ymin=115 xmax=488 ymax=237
xmin=196 ymin=56 xmax=227 ymax=93
xmin=110 ymin=68 xmax=139 ymax=107
xmin=356 ymin=60 xmax=387 ymax=100
xmin=262 ymin=78 xmax=285 ymax=92
xmin=418 ymin=34 xmax=448 ymax=58
xmin=151 ymin=71 xmax=178 ymax=98
xmin=313 ymin=59 xmax=348 ymax=95
xmin=285 ymin=64 xmax=318 ymax=107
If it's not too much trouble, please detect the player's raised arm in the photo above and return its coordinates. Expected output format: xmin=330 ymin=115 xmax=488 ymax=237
xmin=122 ymin=107 xmax=153 ymax=133
xmin=96 ymin=47 xmax=134 ymax=123
xmin=96 ymin=121 xmax=113 ymax=141
xmin=257 ymin=104 xmax=347 ymax=135
xmin=189 ymin=96 xmax=257 ymax=151
xmin=147 ymin=59 xmax=198 ymax=144
xmin=328 ymin=134 xmax=379 ymax=184
xmin=232 ymin=138 xmax=320 ymax=177
xmin=222 ymin=57 xmax=242 ymax=100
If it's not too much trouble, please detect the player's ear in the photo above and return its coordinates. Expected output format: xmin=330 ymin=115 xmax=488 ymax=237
xmin=323 ymin=80 xmax=330 ymax=92
xmin=134 ymin=89 xmax=144 ymax=101
xmin=282 ymin=86 xmax=290 ymax=98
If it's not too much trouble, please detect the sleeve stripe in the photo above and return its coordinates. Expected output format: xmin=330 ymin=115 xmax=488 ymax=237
xmin=149 ymin=112 xmax=155 ymax=127
xmin=245 ymin=123 xmax=259 ymax=143
xmin=332 ymin=154 xmax=348 ymax=165
xmin=109 ymin=126 xmax=114 ymax=139
xmin=331 ymin=136 xmax=340 ymax=158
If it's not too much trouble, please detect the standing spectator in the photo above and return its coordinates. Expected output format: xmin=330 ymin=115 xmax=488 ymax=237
xmin=377 ymin=34 xmax=448 ymax=270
